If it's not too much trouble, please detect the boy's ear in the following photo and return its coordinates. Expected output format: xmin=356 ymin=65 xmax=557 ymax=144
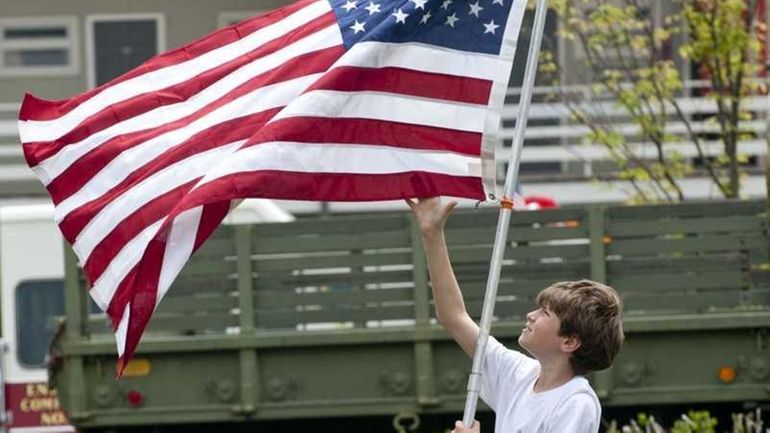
xmin=561 ymin=335 xmax=581 ymax=354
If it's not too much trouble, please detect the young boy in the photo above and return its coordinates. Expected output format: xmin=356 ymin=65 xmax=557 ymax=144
xmin=406 ymin=197 xmax=624 ymax=433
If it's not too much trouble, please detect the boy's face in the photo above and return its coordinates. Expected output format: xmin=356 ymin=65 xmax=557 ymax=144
xmin=518 ymin=305 xmax=571 ymax=360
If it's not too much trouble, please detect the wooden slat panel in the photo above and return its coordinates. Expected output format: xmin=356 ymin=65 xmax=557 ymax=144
xmin=607 ymin=253 xmax=745 ymax=273
xmin=608 ymin=201 xmax=765 ymax=220
xmin=607 ymin=235 xmax=766 ymax=256
xmin=146 ymin=313 xmax=238 ymax=333
xmin=608 ymin=270 xmax=748 ymax=293
xmin=253 ymin=231 xmax=409 ymax=254
xmin=178 ymin=258 xmax=235 ymax=277
xmin=622 ymin=291 xmax=743 ymax=312
xmin=156 ymin=294 xmax=238 ymax=314
xmin=255 ymin=287 xmax=414 ymax=308
xmin=607 ymin=215 xmax=765 ymax=237
xmin=446 ymin=226 xmax=588 ymax=246
xmin=193 ymin=237 xmax=235 ymax=258
xmin=252 ymin=215 xmax=407 ymax=237
xmin=449 ymin=243 xmax=590 ymax=262
xmin=253 ymin=251 xmax=412 ymax=272
xmin=446 ymin=208 xmax=586 ymax=228
xmin=168 ymin=275 xmax=236 ymax=294
xmin=256 ymin=304 xmax=414 ymax=328
xmin=256 ymin=269 xmax=414 ymax=288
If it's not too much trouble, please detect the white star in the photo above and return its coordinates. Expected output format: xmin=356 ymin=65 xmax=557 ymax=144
xmin=420 ymin=11 xmax=432 ymax=24
xmin=410 ymin=0 xmax=429 ymax=9
xmin=483 ymin=19 xmax=499 ymax=34
xmin=350 ymin=20 xmax=366 ymax=33
xmin=342 ymin=0 xmax=357 ymax=11
xmin=392 ymin=8 xmax=409 ymax=23
xmin=469 ymin=1 xmax=483 ymax=17
xmin=440 ymin=0 xmax=452 ymax=10
xmin=492 ymin=0 xmax=503 ymax=5
xmin=364 ymin=1 xmax=381 ymax=14
xmin=445 ymin=13 xmax=459 ymax=27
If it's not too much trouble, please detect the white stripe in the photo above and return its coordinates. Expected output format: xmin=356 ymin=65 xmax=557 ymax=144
xmin=273 ymin=90 xmax=487 ymax=132
xmin=53 ymin=73 xmax=320 ymax=223
xmin=72 ymin=141 xmax=243 ymax=263
xmin=89 ymin=219 xmax=164 ymax=311
xmin=34 ymin=26 xmax=341 ymax=184
xmin=335 ymin=41 xmax=510 ymax=82
xmin=114 ymin=302 xmax=130 ymax=358
xmin=157 ymin=206 xmax=204 ymax=307
xmin=200 ymin=141 xmax=482 ymax=185
xmin=18 ymin=0 xmax=332 ymax=143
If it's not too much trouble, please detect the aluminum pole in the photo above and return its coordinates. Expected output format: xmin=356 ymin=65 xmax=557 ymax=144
xmin=462 ymin=0 xmax=549 ymax=427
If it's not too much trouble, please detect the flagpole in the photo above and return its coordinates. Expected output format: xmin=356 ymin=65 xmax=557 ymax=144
xmin=462 ymin=0 xmax=549 ymax=427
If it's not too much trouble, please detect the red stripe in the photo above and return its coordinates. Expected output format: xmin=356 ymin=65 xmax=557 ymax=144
xmin=45 ymin=46 xmax=342 ymax=206
xmin=57 ymin=110 xmax=280 ymax=244
xmin=194 ymin=201 xmax=232 ymax=250
xmin=115 ymin=234 xmax=165 ymax=376
xmin=82 ymin=180 xmax=197 ymax=284
xmin=172 ymin=171 xmax=483 ymax=215
xmin=306 ymin=66 xmax=492 ymax=105
xmin=18 ymin=0 xmax=318 ymax=122
xmin=245 ymin=116 xmax=482 ymax=156
xmin=23 ymin=14 xmax=338 ymax=167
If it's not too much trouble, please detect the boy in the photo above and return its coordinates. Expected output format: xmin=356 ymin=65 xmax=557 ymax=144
xmin=406 ymin=197 xmax=624 ymax=433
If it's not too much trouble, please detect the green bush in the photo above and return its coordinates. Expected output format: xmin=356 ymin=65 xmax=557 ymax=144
xmin=605 ymin=409 xmax=764 ymax=433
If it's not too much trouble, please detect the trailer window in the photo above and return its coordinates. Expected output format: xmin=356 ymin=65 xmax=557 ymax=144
xmin=15 ymin=280 xmax=64 ymax=368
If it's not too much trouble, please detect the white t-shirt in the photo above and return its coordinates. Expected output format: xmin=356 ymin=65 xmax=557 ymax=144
xmin=479 ymin=337 xmax=601 ymax=433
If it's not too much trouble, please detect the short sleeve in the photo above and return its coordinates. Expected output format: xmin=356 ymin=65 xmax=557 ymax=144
xmin=546 ymin=393 xmax=600 ymax=433
xmin=479 ymin=336 xmax=533 ymax=411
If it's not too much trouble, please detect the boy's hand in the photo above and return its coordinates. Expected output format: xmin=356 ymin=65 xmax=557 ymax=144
xmin=404 ymin=197 xmax=458 ymax=237
xmin=451 ymin=420 xmax=480 ymax=433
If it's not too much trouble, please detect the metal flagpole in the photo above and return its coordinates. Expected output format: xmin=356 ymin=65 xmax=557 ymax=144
xmin=462 ymin=0 xmax=550 ymax=427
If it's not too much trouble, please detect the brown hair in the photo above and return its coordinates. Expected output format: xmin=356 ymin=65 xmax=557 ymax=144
xmin=536 ymin=280 xmax=624 ymax=375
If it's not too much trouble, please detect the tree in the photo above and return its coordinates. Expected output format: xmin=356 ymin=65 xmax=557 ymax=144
xmin=539 ymin=0 xmax=766 ymax=202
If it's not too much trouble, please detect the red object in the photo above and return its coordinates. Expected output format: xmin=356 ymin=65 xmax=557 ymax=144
xmin=126 ymin=390 xmax=144 ymax=407
xmin=524 ymin=195 xmax=558 ymax=210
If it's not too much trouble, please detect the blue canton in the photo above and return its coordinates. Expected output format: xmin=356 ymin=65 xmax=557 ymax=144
xmin=328 ymin=0 xmax=512 ymax=55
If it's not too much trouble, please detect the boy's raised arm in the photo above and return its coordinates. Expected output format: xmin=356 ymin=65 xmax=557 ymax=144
xmin=406 ymin=198 xmax=480 ymax=358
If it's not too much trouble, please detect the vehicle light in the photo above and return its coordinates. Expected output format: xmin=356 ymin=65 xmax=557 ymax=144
xmin=718 ymin=365 xmax=737 ymax=384
xmin=122 ymin=358 xmax=151 ymax=377
xmin=126 ymin=390 xmax=144 ymax=407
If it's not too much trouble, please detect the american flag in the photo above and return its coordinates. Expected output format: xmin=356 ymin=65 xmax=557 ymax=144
xmin=18 ymin=0 xmax=527 ymax=371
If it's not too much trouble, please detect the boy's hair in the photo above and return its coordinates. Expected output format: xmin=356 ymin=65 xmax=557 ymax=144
xmin=536 ymin=280 xmax=624 ymax=375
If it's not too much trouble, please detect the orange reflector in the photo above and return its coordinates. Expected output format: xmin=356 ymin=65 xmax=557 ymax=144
xmin=121 ymin=358 xmax=151 ymax=377
xmin=718 ymin=365 xmax=736 ymax=384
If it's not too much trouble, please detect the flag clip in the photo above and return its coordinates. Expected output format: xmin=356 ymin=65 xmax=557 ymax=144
xmin=500 ymin=196 xmax=514 ymax=210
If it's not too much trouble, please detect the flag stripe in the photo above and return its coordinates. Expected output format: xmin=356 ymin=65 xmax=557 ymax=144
xmin=17 ymin=0 xmax=332 ymax=142
xmin=23 ymin=14 xmax=339 ymax=168
xmin=307 ymin=66 xmax=492 ymax=104
xmin=52 ymin=73 xmax=321 ymax=223
xmin=58 ymin=111 xmax=279 ymax=244
xmin=336 ymin=41 xmax=512 ymax=82
xmin=181 ymin=170 xmax=483 ymax=213
xmin=245 ymin=116 xmax=482 ymax=155
xmin=200 ymin=141 xmax=481 ymax=184
xmin=273 ymin=90 xmax=488 ymax=132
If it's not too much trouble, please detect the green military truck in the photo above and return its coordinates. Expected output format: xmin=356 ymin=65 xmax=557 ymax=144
xmin=52 ymin=199 xmax=770 ymax=431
